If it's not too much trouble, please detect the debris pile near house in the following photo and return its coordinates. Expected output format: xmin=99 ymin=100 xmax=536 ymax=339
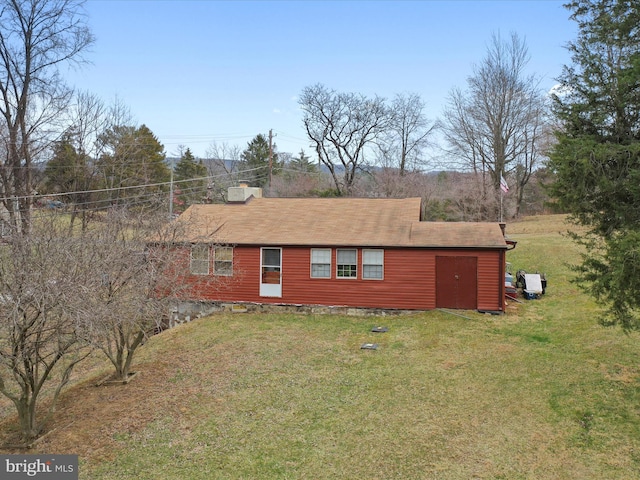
xmin=505 ymin=265 xmax=547 ymax=302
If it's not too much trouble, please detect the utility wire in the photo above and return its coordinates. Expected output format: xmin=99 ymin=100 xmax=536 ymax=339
xmin=0 ymin=166 xmax=264 ymax=203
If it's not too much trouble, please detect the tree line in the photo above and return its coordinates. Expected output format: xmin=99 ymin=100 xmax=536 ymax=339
xmin=1 ymin=0 xmax=640 ymax=443
xmin=0 ymin=0 xmax=551 ymax=234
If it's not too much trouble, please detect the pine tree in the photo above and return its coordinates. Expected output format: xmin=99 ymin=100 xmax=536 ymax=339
xmin=240 ymin=134 xmax=279 ymax=188
xmin=44 ymin=130 xmax=97 ymax=230
xmin=548 ymin=0 xmax=640 ymax=329
xmin=173 ymin=148 xmax=208 ymax=209
xmin=44 ymin=132 xmax=85 ymax=194
xmin=290 ymin=149 xmax=317 ymax=173
xmin=96 ymin=124 xmax=170 ymax=208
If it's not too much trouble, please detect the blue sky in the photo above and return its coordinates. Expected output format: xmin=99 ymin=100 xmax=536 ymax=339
xmin=68 ymin=0 xmax=578 ymax=158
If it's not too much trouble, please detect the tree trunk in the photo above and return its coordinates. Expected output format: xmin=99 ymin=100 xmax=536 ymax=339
xmin=14 ymin=396 xmax=40 ymax=442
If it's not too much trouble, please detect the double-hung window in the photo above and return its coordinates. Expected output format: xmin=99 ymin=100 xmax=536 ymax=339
xmin=337 ymin=249 xmax=357 ymax=278
xmin=190 ymin=244 xmax=209 ymax=275
xmin=214 ymin=247 xmax=233 ymax=276
xmin=363 ymin=249 xmax=384 ymax=280
xmin=311 ymin=249 xmax=331 ymax=278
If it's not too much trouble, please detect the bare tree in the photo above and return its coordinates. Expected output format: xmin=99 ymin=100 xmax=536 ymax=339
xmin=42 ymin=91 xmax=109 ymax=231
xmin=0 ymin=0 xmax=94 ymax=234
xmin=204 ymin=141 xmax=243 ymax=201
xmin=271 ymin=153 xmax=328 ymax=198
xmin=205 ymin=141 xmax=242 ymax=175
xmin=367 ymin=168 xmax=430 ymax=199
xmin=511 ymin=114 xmax=554 ymax=217
xmin=77 ymin=209 xmax=190 ymax=382
xmin=381 ymin=93 xmax=435 ymax=176
xmin=0 ymin=214 xmax=91 ymax=443
xmin=65 ymin=92 xmax=109 ymax=227
xmin=440 ymin=32 xmax=548 ymax=219
xmin=448 ymin=172 xmax=499 ymax=221
xmin=299 ymin=84 xmax=389 ymax=196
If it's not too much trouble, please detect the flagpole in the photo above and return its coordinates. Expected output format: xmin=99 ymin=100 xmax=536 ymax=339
xmin=499 ymin=173 xmax=508 ymax=223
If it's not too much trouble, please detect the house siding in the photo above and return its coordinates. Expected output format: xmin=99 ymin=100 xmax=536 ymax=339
xmin=176 ymin=245 xmax=504 ymax=312
xmin=477 ymin=250 xmax=504 ymax=311
xmin=432 ymin=250 xmax=503 ymax=311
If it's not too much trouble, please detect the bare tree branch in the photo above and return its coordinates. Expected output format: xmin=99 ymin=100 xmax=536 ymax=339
xmin=299 ymin=84 xmax=389 ymax=195
xmin=0 ymin=0 xmax=94 ymax=233
xmin=440 ymin=32 xmax=549 ymax=219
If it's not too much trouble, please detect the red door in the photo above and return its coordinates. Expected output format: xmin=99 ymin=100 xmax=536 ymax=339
xmin=436 ymin=256 xmax=478 ymax=309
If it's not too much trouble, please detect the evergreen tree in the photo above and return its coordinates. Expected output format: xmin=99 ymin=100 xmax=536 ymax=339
xmin=96 ymin=124 xmax=170 ymax=208
xmin=240 ymin=133 xmax=279 ymax=188
xmin=173 ymin=148 xmax=208 ymax=209
xmin=548 ymin=0 xmax=640 ymax=329
xmin=44 ymin=131 xmax=85 ymax=194
xmin=290 ymin=149 xmax=317 ymax=173
xmin=44 ymin=130 xmax=97 ymax=230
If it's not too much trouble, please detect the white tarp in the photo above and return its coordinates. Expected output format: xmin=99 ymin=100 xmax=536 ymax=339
xmin=524 ymin=274 xmax=543 ymax=294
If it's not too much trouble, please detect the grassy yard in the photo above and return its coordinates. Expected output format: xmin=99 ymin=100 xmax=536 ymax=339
xmin=2 ymin=214 xmax=640 ymax=479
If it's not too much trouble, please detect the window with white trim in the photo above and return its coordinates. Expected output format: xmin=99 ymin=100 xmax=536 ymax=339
xmin=363 ymin=249 xmax=384 ymax=280
xmin=214 ymin=247 xmax=233 ymax=276
xmin=261 ymin=248 xmax=282 ymax=285
xmin=190 ymin=244 xmax=209 ymax=275
xmin=311 ymin=248 xmax=331 ymax=278
xmin=337 ymin=249 xmax=357 ymax=278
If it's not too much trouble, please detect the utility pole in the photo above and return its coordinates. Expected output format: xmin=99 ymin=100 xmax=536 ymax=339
xmin=268 ymin=129 xmax=273 ymax=192
xmin=169 ymin=161 xmax=174 ymax=219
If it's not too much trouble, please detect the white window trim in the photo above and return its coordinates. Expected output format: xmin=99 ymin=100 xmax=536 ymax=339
xmin=260 ymin=247 xmax=283 ymax=297
xmin=363 ymin=249 xmax=384 ymax=280
xmin=336 ymin=248 xmax=358 ymax=279
xmin=190 ymin=244 xmax=210 ymax=275
xmin=310 ymin=248 xmax=332 ymax=278
xmin=214 ymin=246 xmax=233 ymax=276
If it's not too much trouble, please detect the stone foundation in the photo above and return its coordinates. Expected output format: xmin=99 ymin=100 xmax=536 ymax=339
xmin=167 ymin=300 xmax=418 ymax=326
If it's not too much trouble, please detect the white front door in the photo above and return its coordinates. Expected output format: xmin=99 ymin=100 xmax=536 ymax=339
xmin=260 ymin=247 xmax=282 ymax=297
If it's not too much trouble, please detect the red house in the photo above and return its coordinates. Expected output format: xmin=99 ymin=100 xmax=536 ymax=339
xmin=170 ymin=185 xmax=510 ymax=313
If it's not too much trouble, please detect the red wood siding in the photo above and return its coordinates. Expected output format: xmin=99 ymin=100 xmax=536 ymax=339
xmin=477 ymin=250 xmax=504 ymax=311
xmin=174 ymin=245 xmax=504 ymax=311
xmin=435 ymin=256 xmax=478 ymax=309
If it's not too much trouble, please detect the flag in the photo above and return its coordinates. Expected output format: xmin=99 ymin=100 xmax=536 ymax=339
xmin=500 ymin=174 xmax=509 ymax=193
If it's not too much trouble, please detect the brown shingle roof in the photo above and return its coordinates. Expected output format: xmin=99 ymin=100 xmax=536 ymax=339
xmin=175 ymin=197 xmax=507 ymax=249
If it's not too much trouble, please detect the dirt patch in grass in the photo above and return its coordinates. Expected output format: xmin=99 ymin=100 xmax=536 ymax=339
xmin=0 ymin=325 xmax=224 ymax=460
xmin=1 ymin=359 xmax=163 ymax=459
xmin=0 ymin=315 xmax=258 ymax=463
xmin=600 ymin=363 xmax=640 ymax=384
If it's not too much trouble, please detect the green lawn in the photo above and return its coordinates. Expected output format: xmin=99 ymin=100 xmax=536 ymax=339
xmin=5 ymin=215 xmax=640 ymax=479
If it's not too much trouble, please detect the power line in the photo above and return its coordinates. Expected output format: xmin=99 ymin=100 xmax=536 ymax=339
xmin=0 ymin=166 xmax=265 ymax=204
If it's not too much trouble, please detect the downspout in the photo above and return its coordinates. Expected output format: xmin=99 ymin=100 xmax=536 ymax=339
xmin=499 ymin=223 xmax=518 ymax=312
